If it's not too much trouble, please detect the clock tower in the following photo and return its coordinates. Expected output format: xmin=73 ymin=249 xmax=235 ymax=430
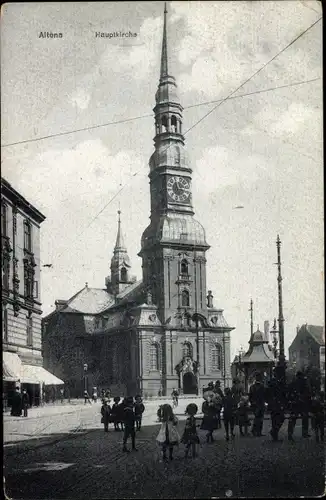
xmin=139 ymin=4 xmax=210 ymax=325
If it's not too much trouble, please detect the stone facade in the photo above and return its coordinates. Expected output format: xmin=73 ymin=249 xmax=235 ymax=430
xmin=2 ymin=178 xmax=45 ymax=366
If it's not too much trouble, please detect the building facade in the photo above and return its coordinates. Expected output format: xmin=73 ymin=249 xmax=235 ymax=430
xmin=2 ymin=178 xmax=62 ymax=406
xmin=288 ymin=324 xmax=325 ymax=371
xmin=42 ymin=7 xmax=234 ymax=397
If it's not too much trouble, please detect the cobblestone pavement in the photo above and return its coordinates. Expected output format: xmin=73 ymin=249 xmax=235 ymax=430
xmin=4 ymin=407 xmax=324 ymax=499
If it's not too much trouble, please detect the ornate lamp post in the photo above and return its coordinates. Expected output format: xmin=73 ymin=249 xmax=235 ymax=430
xmin=273 ymin=235 xmax=286 ymax=383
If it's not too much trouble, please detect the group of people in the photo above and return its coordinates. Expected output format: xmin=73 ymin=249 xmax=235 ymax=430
xmin=10 ymin=387 xmax=30 ymax=417
xmin=100 ymin=395 xmax=145 ymax=452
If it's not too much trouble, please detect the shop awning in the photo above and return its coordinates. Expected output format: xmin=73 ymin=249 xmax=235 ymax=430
xmin=3 ymin=352 xmax=22 ymax=382
xmin=20 ymin=365 xmax=64 ymax=385
xmin=3 ymin=352 xmax=64 ymax=385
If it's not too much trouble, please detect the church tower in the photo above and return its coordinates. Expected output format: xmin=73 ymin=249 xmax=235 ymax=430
xmin=139 ymin=3 xmax=210 ymax=325
xmin=107 ymin=210 xmax=134 ymax=296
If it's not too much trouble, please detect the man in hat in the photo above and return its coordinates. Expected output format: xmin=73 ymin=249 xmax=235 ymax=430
xmin=122 ymin=396 xmax=137 ymax=452
xmin=22 ymin=389 xmax=30 ymax=417
xmin=11 ymin=387 xmax=22 ymax=417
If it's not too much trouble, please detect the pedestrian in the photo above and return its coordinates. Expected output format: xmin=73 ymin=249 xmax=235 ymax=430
xmin=223 ymin=387 xmax=237 ymax=441
xmin=65 ymin=387 xmax=71 ymax=403
xmin=10 ymin=387 xmax=22 ymax=417
xmin=249 ymin=372 xmax=266 ymax=437
xmin=118 ymin=397 xmax=127 ymax=432
xmin=156 ymin=403 xmax=180 ymax=461
xmin=266 ymin=373 xmax=286 ymax=442
xmin=231 ymin=378 xmax=244 ymax=406
xmin=157 ymin=404 xmax=164 ymax=422
xmin=22 ymin=389 xmax=30 ymax=418
xmin=101 ymin=398 xmax=111 ymax=433
xmin=181 ymin=403 xmax=200 ymax=458
xmin=60 ymin=388 xmax=64 ymax=403
xmin=134 ymin=395 xmax=145 ymax=431
xmin=122 ymin=396 xmax=137 ymax=453
xmin=287 ymin=371 xmax=311 ymax=441
xmin=110 ymin=396 xmax=122 ymax=431
xmin=200 ymin=395 xmax=218 ymax=443
xmin=84 ymin=390 xmax=92 ymax=404
xmin=237 ymin=395 xmax=251 ymax=436
xmin=310 ymin=390 xmax=325 ymax=443
xmin=171 ymin=388 xmax=179 ymax=408
xmin=92 ymin=387 xmax=98 ymax=403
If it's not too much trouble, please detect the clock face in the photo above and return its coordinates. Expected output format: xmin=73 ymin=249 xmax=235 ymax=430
xmin=167 ymin=176 xmax=191 ymax=203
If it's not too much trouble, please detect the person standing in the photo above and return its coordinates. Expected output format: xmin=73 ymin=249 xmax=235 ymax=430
xmin=223 ymin=387 xmax=237 ymax=441
xmin=60 ymin=388 xmax=64 ymax=403
xmin=287 ymin=371 xmax=311 ymax=441
xmin=249 ymin=373 xmax=266 ymax=437
xmin=11 ymin=387 xmax=22 ymax=417
xmin=181 ymin=403 xmax=200 ymax=458
xmin=101 ymin=398 xmax=111 ymax=433
xmin=237 ymin=395 xmax=251 ymax=436
xmin=171 ymin=388 xmax=179 ymax=408
xmin=266 ymin=374 xmax=286 ymax=442
xmin=122 ymin=396 xmax=137 ymax=452
xmin=310 ymin=390 xmax=324 ymax=443
xmin=22 ymin=389 xmax=30 ymax=418
xmin=213 ymin=381 xmax=224 ymax=429
xmin=134 ymin=395 xmax=145 ymax=431
xmin=156 ymin=403 xmax=180 ymax=461
xmin=200 ymin=395 xmax=218 ymax=443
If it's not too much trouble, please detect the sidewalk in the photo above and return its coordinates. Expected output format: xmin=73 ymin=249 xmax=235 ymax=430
xmin=3 ymin=399 xmax=93 ymax=420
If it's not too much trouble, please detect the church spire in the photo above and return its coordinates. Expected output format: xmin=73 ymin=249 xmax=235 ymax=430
xmin=160 ymin=3 xmax=168 ymax=80
xmin=114 ymin=210 xmax=126 ymax=252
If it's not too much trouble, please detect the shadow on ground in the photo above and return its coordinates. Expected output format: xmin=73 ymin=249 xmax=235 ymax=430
xmin=4 ymin=421 xmax=325 ymax=499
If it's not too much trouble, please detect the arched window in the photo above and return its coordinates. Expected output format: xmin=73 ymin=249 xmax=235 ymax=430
xmin=149 ymin=343 xmax=160 ymax=371
xmin=161 ymin=115 xmax=168 ymax=133
xmin=182 ymin=341 xmax=193 ymax=358
xmin=212 ymin=343 xmax=222 ymax=371
xmin=120 ymin=267 xmax=127 ymax=282
xmin=155 ymin=120 xmax=160 ymax=135
xmin=181 ymin=259 xmax=188 ymax=275
xmin=181 ymin=289 xmax=190 ymax=307
xmin=171 ymin=115 xmax=177 ymax=133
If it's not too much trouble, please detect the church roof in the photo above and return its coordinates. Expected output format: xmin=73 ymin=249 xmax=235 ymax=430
xmin=116 ymin=280 xmax=144 ymax=302
xmin=60 ymin=286 xmax=114 ymax=315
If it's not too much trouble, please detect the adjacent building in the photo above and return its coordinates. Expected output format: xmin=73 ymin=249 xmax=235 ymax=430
xmin=2 ymin=178 xmax=63 ymax=406
xmin=288 ymin=324 xmax=325 ymax=371
xmin=42 ymin=6 xmax=234 ymax=397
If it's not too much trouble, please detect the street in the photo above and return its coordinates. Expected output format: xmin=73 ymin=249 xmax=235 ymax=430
xmin=3 ymin=399 xmax=325 ymax=499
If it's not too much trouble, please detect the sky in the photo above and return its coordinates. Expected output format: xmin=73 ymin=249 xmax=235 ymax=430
xmin=1 ymin=1 xmax=323 ymax=360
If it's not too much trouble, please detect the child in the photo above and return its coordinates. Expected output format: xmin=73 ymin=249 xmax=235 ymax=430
xmin=110 ymin=396 xmax=122 ymax=431
xmin=156 ymin=403 xmax=180 ymax=461
xmin=201 ymin=396 xmax=218 ymax=443
xmin=134 ymin=395 xmax=145 ymax=431
xmin=100 ymin=398 xmax=111 ymax=433
xmin=237 ymin=395 xmax=251 ymax=436
xmin=311 ymin=391 xmax=325 ymax=443
xmin=223 ymin=387 xmax=237 ymax=441
xmin=122 ymin=396 xmax=137 ymax=452
xmin=181 ymin=403 xmax=200 ymax=458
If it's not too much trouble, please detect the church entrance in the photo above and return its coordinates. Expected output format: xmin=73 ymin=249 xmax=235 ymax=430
xmin=183 ymin=372 xmax=198 ymax=394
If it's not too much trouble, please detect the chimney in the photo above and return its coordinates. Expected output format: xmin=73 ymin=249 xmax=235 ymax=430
xmin=264 ymin=320 xmax=270 ymax=342
xmin=55 ymin=300 xmax=68 ymax=311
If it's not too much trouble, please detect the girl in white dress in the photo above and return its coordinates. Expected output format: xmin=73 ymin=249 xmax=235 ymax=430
xmin=156 ymin=403 xmax=180 ymax=461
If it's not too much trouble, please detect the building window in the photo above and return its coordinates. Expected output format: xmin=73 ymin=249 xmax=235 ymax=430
xmin=121 ymin=267 xmax=127 ymax=282
xmin=181 ymin=259 xmax=188 ymax=276
xmin=182 ymin=341 xmax=193 ymax=358
xmin=161 ymin=115 xmax=168 ymax=133
xmin=181 ymin=289 xmax=190 ymax=307
xmin=26 ymin=314 xmax=33 ymax=346
xmin=171 ymin=115 xmax=177 ymax=133
xmin=149 ymin=342 xmax=160 ymax=371
xmin=33 ymin=281 xmax=39 ymax=299
xmin=24 ymin=221 xmax=32 ymax=252
xmin=1 ymin=201 xmax=8 ymax=237
xmin=3 ymin=306 xmax=8 ymax=342
xmin=212 ymin=343 xmax=222 ymax=371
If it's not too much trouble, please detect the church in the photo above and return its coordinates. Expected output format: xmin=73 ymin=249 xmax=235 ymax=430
xmin=42 ymin=6 xmax=234 ymax=397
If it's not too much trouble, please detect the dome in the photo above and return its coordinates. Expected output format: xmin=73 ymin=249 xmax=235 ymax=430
xmin=149 ymin=143 xmax=190 ymax=171
xmin=251 ymin=328 xmax=265 ymax=343
xmin=141 ymin=214 xmax=208 ymax=249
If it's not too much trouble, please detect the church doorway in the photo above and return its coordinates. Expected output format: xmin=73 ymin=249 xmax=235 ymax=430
xmin=183 ymin=372 xmax=198 ymax=394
